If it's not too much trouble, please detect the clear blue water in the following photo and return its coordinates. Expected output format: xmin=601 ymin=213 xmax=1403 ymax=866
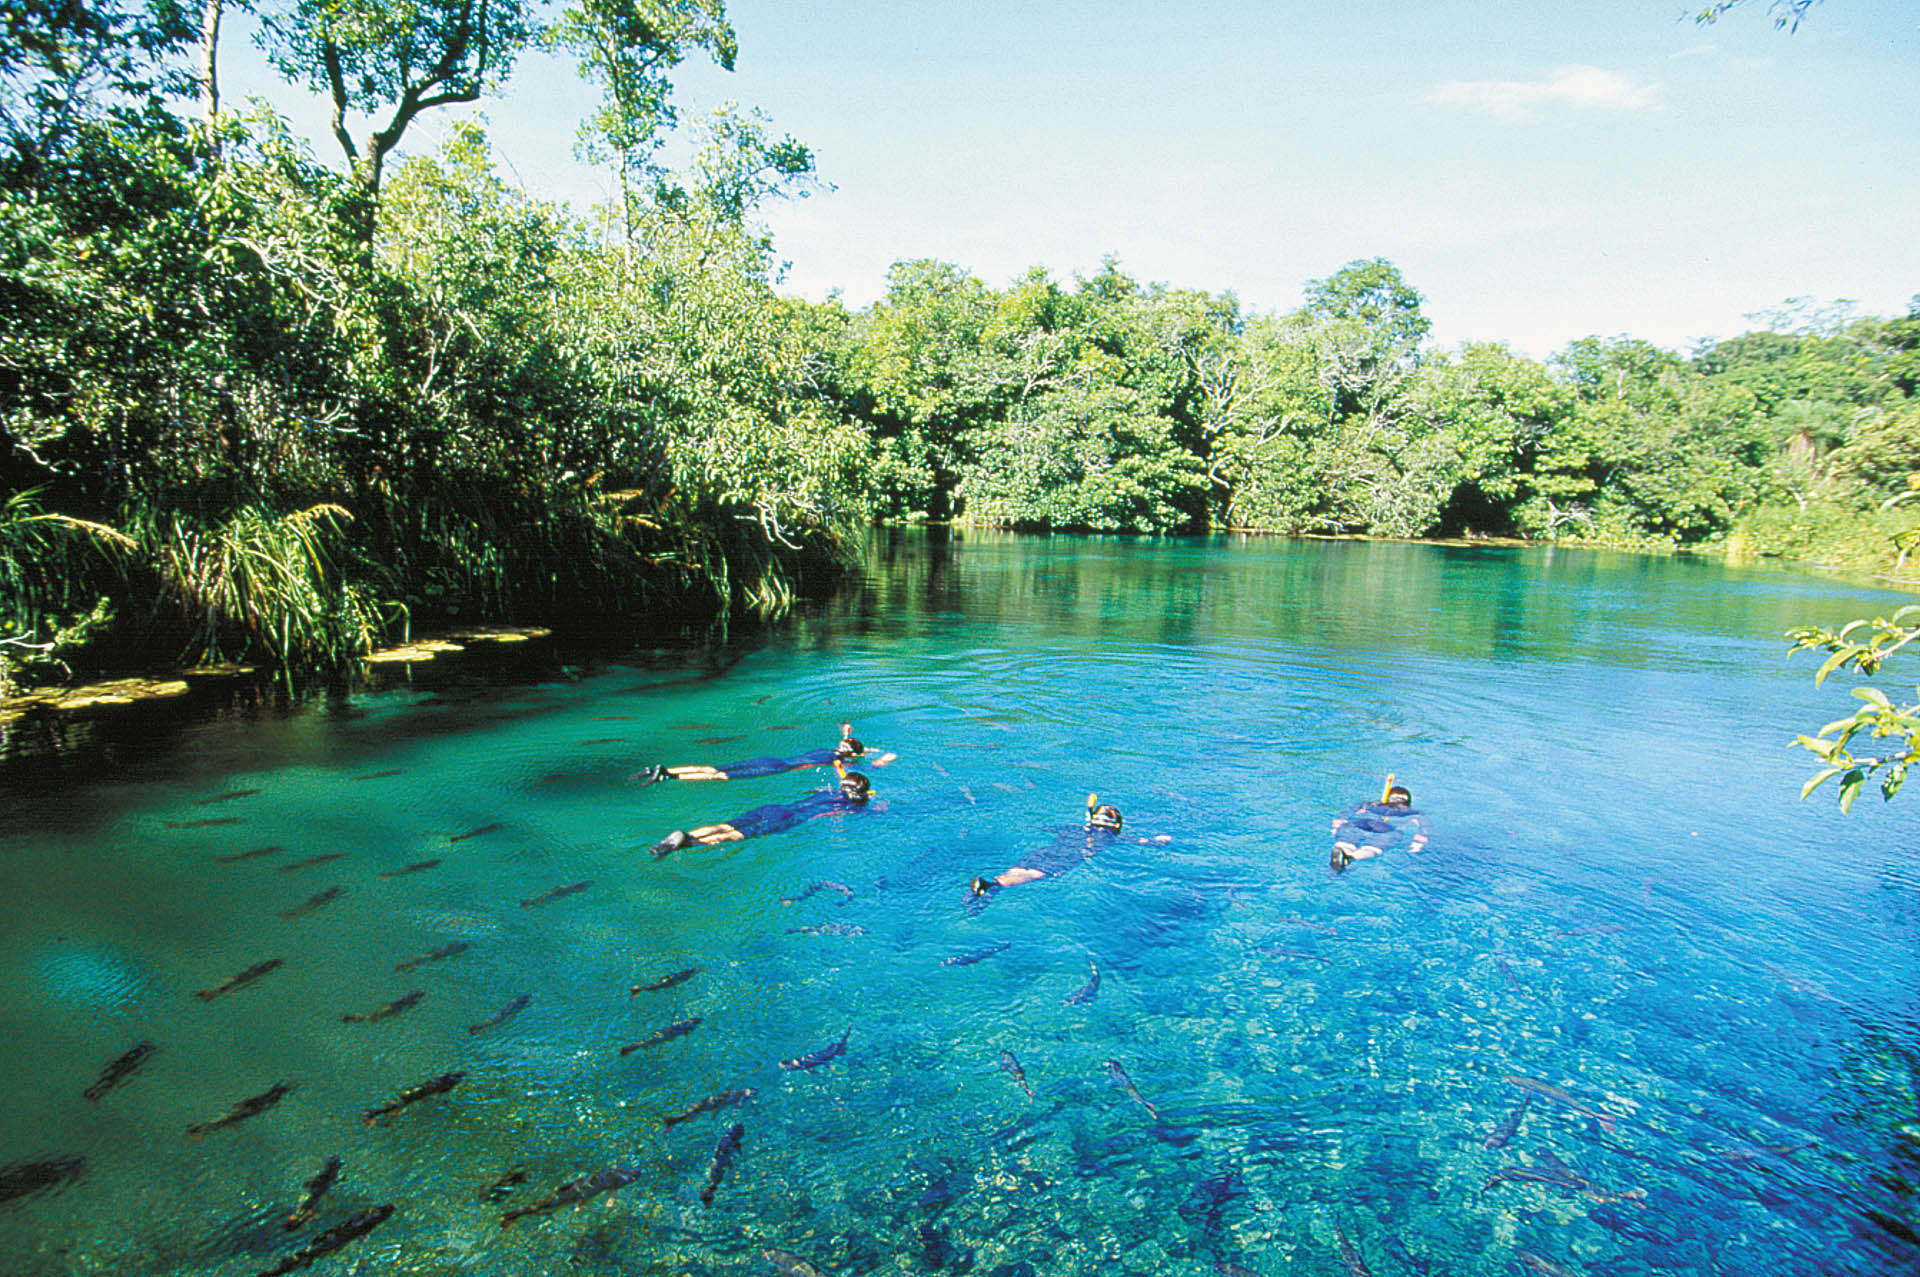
xmin=2 ymin=531 xmax=1917 ymax=1275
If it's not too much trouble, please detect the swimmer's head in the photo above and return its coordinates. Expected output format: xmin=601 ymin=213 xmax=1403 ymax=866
xmin=834 ymin=721 xmax=865 ymax=759
xmin=839 ymin=771 xmax=873 ymax=803
xmin=1087 ymin=798 xmax=1123 ymax=831
xmin=1385 ymin=785 xmax=1412 ymax=807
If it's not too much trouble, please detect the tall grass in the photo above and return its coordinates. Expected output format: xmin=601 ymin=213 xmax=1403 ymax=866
xmin=145 ymin=503 xmax=389 ymax=666
xmin=0 ymin=489 xmax=135 ymax=695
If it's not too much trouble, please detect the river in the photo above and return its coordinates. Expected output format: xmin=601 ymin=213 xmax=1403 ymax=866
xmin=0 ymin=530 xmax=1915 ymax=1275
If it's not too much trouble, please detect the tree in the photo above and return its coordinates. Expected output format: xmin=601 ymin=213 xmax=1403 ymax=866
xmin=1790 ymin=606 xmax=1918 ymax=810
xmin=259 ymin=0 xmax=537 ymax=238
xmin=1694 ymin=1 xmax=1824 ymax=31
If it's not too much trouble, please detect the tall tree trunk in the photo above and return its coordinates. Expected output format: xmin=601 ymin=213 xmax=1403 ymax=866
xmin=200 ymin=0 xmax=223 ymax=124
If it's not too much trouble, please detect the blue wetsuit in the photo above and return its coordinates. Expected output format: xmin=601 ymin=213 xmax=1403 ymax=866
xmin=1331 ymin=802 xmax=1426 ymax=855
xmin=710 ymin=748 xmax=844 ymax=780
xmin=1014 ymin=825 xmax=1124 ymax=879
xmin=723 ymin=787 xmax=870 ymax=840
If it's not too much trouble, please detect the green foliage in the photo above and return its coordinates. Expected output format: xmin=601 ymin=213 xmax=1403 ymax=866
xmin=959 ymin=383 xmax=1205 ymax=534
xmin=545 ymin=0 xmax=735 ymax=182
xmin=1790 ymin=605 xmax=1919 ymax=811
xmin=1695 ymin=1 xmax=1824 ymax=31
xmin=143 ymin=501 xmax=387 ymax=666
xmin=0 ymin=489 xmax=132 ymax=693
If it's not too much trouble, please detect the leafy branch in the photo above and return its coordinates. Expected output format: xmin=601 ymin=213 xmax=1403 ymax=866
xmin=1789 ymin=604 xmax=1920 ymax=811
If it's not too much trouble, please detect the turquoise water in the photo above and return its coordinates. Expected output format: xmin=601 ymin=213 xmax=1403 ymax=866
xmin=1 ymin=531 xmax=1917 ymax=1275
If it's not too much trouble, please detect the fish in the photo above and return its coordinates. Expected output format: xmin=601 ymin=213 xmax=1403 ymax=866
xmin=631 ymin=966 xmax=701 ymax=996
xmin=999 ymin=1049 xmax=1034 ymax=1101
xmin=1497 ymin=959 xmax=1522 ymax=990
xmin=282 ymin=1155 xmax=342 ymax=1230
xmin=1483 ymin=1162 xmax=1646 ymax=1208
xmin=1484 ymin=1094 xmax=1531 ymax=1150
xmin=196 ymin=788 xmax=262 ymax=806
xmin=215 ymin=845 xmax=283 ymax=863
xmin=621 ymin=1017 xmax=702 ymax=1056
xmin=479 ymin=1168 xmax=527 ymax=1202
xmin=352 ymin=769 xmax=404 ymax=780
xmin=165 ymin=816 xmax=243 ymax=829
xmin=279 ymin=854 xmax=343 ymax=873
xmin=780 ymin=1026 xmax=851 ymax=1072
xmin=468 ymin=993 xmax=532 ymax=1035
xmin=377 ymin=859 xmax=441 ymax=879
xmin=579 ymin=737 xmax=623 ymax=745
xmin=449 ymin=821 xmax=504 ymax=843
xmin=698 ymin=1123 xmax=745 ymax=1207
xmin=1334 ymin=1223 xmax=1375 ymax=1277
xmin=1714 ymin=1138 xmax=1817 ymax=1162
xmin=1501 ymin=1075 xmax=1617 ymax=1132
xmin=395 ymin=941 xmax=470 ymax=972
xmin=521 ymin=881 xmax=592 ymax=908
xmin=362 ymin=1071 xmax=466 ymax=1124
xmin=1516 ymin=1251 xmax=1582 ymax=1277
xmin=1064 ymin=960 xmax=1101 ymax=1005
xmin=342 ymin=991 xmax=425 ymax=1024
xmin=195 ymin=958 xmax=284 ymax=1001
xmin=779 ymin=879 xmax=855 ymax=907
xmin=186 ymin=1082 xmax=294 ymax=1138
xmin=942 ymin=940 xmax=1011 ymax=967
xmin=0 ymin=1155 xmax=85 ymax=1205
xmin=762 ymin=1250 xmax=825 ymax=1277
xmin=82 ymin=1040 xmax=158 ymax=1103
xmin=1255 ymin=944 xmax=1329 ymax=963
xmin=259 ymin=1202 xmax=393 ymax=1276
xmin=1761 ymin=961 xmax=1841 ymax=1003
xmin=280 ymin=886 xmax=344 ymax=919
xmin=1106 ymin=1059 xmax=1158 ymax=1120
xmin=501 ymin=1163 xmax=643 ymax=1228
xmin=693 ymin=735 xmax=745 ymax=744
xmin=1552 ymin=923 xmax=1626 ymax=939
xmin=787 ymin=922 xmax=867 ymax=937
xmin=660 ymin=1086 xmax=755 ymax=1129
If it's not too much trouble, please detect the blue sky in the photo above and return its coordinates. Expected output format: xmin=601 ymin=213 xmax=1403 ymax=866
xmin=224 ymin=0 xmax=1920 ymax=358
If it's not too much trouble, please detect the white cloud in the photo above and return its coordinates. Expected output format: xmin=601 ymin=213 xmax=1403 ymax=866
xmin=1425 ymin=66 xmax=1659 ymax=122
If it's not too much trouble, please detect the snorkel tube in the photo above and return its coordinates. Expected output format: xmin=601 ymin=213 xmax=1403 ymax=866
xmin=1381 ymin=772 xmax=1396 ymax=804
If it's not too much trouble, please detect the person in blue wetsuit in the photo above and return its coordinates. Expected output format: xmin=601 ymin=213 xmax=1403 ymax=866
xmin=649 ymin=764 xmax=875 ymax=859
xmin=1329 ymin=774 xmax=1428 ymax=872
xmin=968 ymin=794 xmax=1171 ymax=903
xmin=636 ymin=722 xmax=894 ymax=784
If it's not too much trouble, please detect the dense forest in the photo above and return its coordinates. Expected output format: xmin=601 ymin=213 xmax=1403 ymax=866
xmin=3 ymin=1 xmax=1917 ymax=695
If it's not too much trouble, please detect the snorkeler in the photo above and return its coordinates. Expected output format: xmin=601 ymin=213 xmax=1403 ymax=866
xmin=649 ymin=763 xmax=876 ymax=859
xmin=968 ymin=794 xmax=1170 ymax=904
xmin=1329 ymin=773 xmax=1429 ymax=872
xmin=634 ymin=722 xmax=894 ymax=784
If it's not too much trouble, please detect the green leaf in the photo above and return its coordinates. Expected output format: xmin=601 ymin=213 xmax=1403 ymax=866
xmin=1794 ymin=733 xmax=1841 ymax=759
xmin=1800 ymin=766 xmax=1843 ymax=800
xmin=1837 ymin=769 xmax=1865 ymax=814
xmin=1854 ymin=686 xmax=1894 ymax=710
xmin=1814 ymin=647 xmax=1854 ymax=686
